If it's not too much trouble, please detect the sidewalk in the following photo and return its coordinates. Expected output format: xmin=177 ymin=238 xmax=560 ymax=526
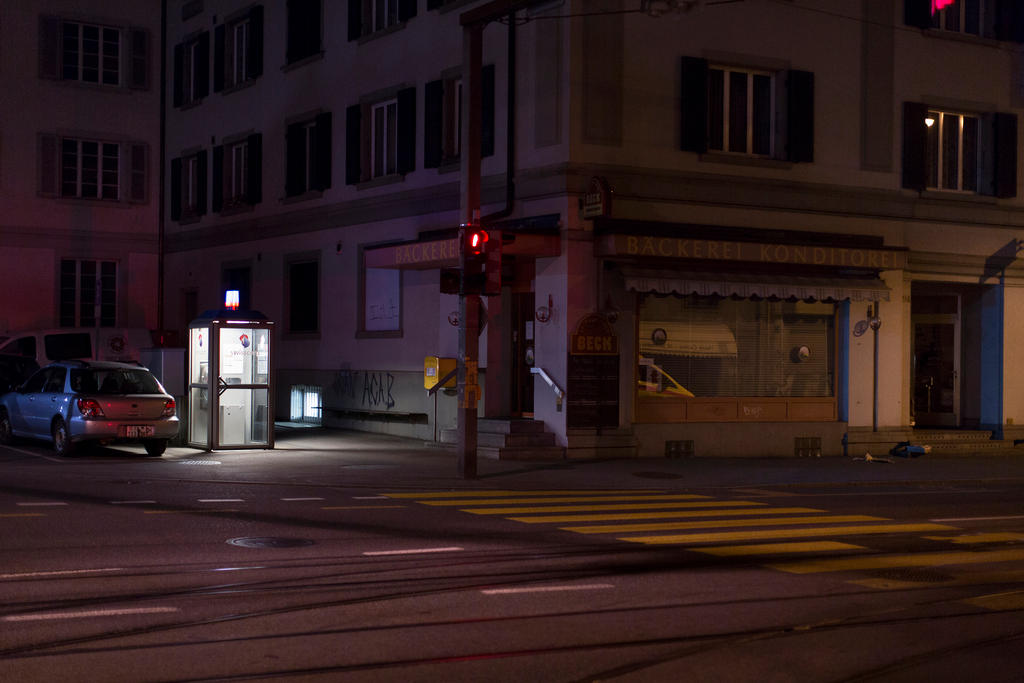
xmin=252 ymin=426 xmax=1024 ymax=491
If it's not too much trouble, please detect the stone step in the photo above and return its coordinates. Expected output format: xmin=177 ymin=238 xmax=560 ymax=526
xmin=478 ymin=431 xmax=556 ymax=448
xmin=479 ymin=445 xmax=567 ymax=461
xmin=478 ymin=418 xmax=546 ymax=435
xmin=912 ymin=430 xmax=995 ymax=442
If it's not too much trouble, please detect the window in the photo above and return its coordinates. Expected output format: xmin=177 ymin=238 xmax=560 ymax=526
xmin=903 ymin=102 xmax=1017 ymax=197
xmin=681 ymin=57 xmax=814 ymax=163
xmin=214 ymin=6 xmax=263 ymax=91
xmin=173 ymin=32 xmax=210 ymax=107
xmin=213 ymin=134 xmax=262 ymax=211
xmin=348 ymin=0 xmax=417 ymax=40
xmin=363 ymin=267 xmax=401 ymax=332
xmin=638 ymin=295 xmax=834 ymax=399
xmin=425 ymin=67 xmax=496 ymax=168
xmin=287 ymin=0 xmax=322 ymax=64
xmin=905 ymin=0 xmax=1024 ymax=41
xmin=170 ymin=151 xmax=208 ymax=221
xmin=346 ymin=89 xmax=416 ymax=184
xmin=289 ymin=384 xmax=322 ymax=424
xmin=931 ymin=0 xmax=982 ymax=35
xmin=39 ymin=18 xmax=149 ymax=89
xmin=60 ymin=259 xmax=117 ymax=328
xmin=287 ymin=259 xmax=319 ymax=333
xmin=285 ymin=114 xmax=332 ymax=196
xmin=38 ymin=135 xmax=147 ymax=202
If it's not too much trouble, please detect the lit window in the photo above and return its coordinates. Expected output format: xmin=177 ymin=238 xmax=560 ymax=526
xmin=708 ymin=66 xmax=774 ymax=156
xmin=926 ymin=110 xmax=979 ymax=192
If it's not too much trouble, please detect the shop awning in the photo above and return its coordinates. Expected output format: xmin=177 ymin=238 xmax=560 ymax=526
xmin=623 ymin=269 xmax=890 ymax=302
xmin=640 ymin=321 xmax=737 ymax=358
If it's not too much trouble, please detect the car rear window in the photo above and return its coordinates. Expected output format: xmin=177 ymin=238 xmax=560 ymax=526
xmin=70 ymin=369 xmax=163 ymax=395
xmin=45 ymin=333 xmax=92 ymax=361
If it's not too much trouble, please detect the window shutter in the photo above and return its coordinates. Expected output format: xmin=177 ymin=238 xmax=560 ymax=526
xmin=249 ymin=6 xmax=264 ymax=78
xmin=424 ymin=80 xmax=443 ymax=168
xmin=196 ymin=31 xmax=210 ymax=99
xmin=902 ymin=101 xmax=928 ymax=191
xmin=285 ymin=122 xmax=304 ymax=196
xmin=904 ymin=0 xmax=931 ymax=28
xmin=170 ymin=157 xmax=182 ymax=221
xmin=427 ymin=0 xmax=443 ymax=9
xmin=680 ymin=56 xmax=708 ymax=153
xmin=173 ymin=44 xmax=184 ymax=107
xmin=994 ymin=112 xmax=1018 ymax=198
xmin=397 ymin=87 xmax=417 ymax=174
xmin=482 ymin=64 xmax=496 ymax=158
xmin=129 ymin=143 xmax=147 ymax=202
xmin=313 ymin=112 xmax=333 ymax=191
xmin=346 ymin=104 xmax=362 ymax=184
xmin=196 ymin=150 xmax=208 ymax=215
xmin=212 ymin=144 xmax=224 ymax=212
xmin=348 ymin=0 xmax=362 ymax=41
xmin=247 ymin=133 xmax=263 ymax=204
xmin=786 ymin=70 xmax=814 ymax=163
xmin=38 ymin=16 xmax=60 ymax=79
xmin=38 ymin=133 xmax=59 ymax=197
xmin=213 ymin=24 xmax=225 ymax=92
xmin=128 ymin=28 xmax=149 ymax=89
xmin=399 ymin=0 xmax=417 ymax=23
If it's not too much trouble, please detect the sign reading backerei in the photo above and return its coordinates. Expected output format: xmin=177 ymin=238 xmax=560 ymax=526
xmin=601 ymin=235 xmax=907 ymax=270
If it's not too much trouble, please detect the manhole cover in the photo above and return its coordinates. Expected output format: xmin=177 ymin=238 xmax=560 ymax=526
xmin=632 ymin=471 xmax=683 ymax=480
xmin=227 ymin=537 xmax=315 ymax=548
xmin=868 ymin=567 xmax=952 ymax=583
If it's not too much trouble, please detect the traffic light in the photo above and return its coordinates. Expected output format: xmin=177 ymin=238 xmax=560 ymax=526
xmin=460 ymin=223 xmax=500 ymax=296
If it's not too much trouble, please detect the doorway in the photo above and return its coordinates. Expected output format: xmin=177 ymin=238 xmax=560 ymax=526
xmin=510 ymin=292 xmax=535 ymax=417
xmin=912 ymin=294 xmax=960 ymax=427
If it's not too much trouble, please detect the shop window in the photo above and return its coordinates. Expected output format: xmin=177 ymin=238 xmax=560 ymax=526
xmin=360 ymin=257 xmax=401 ymax=335
xmin=345 ymin=89 xmax=416 ymax=184
xmin=214 ymin=6 xmax=263 ymax=91
xmin=290 ymin=384 xmax=322 ymax=424
xmin=287 ymin=258 xmax=319 ymax=333
xmin=681 ymin=57 xmax=813 ymax=163
xmin=638 ymin=295 xmax=834 ymax=399
xmin=170 ymin=150 xmax=208 ymax=221
xmin=287 ymin=0 xmax=322 ymax=64
xmin=60 ymin=259 xmax=117 ymax=327
xmin=213 ymin=134 xmax=262 ymax=211
xmin=347 ymin=0 xmax=417 ymax=40
xmin=173 ymin=32 xmax=210 ymax=107
xmin=285 ymin=113 xmax=332 ymax=197
xmin=424 ymin=66 xmax=495 ymax=168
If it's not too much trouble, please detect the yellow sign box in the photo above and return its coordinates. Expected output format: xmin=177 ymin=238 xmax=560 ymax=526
xmin=424 ymin=356 xmax=457 ymax=390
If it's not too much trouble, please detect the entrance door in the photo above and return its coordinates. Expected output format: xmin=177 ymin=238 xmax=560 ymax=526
xmin=912 ymin=295 xmax=960 ymax=427
xmin=510 ymin=292 xmax=535 ymax=416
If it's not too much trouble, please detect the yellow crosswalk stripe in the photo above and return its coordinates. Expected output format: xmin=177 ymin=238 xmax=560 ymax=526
xmin=418 ymin=494 xmax=715 ymax=506
xmin=382 ymin=490 xmax=654 ymax=499
xmin=509 ymin=507 xmax=826 ymax=524
xmin=698 ymin=541 xmax=866 ymax=556
xmin=963 ymin=589 xmax=1024 ymax=611
xmin=922 ymin=533 xmax=1024 ymax=544
xmin=464 ymin=500 xmax=766 ymax=515
xmin=564 ymin=514 xmax=885 ymax=534
xmin=621 ymin=523 xmax=956 ymax=546
xmin=769 ymin=547 xmax=1024 ymax=574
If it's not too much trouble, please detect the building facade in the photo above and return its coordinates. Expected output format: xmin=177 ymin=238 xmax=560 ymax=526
xmin=0 ymin=1 xmax=160 ymax=337
xmin=162 ymin=0 xmax=1024 ymax=457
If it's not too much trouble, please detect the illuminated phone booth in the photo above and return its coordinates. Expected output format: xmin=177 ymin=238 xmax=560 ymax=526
xmin=187 ymin=299 xmax=274 ymax=451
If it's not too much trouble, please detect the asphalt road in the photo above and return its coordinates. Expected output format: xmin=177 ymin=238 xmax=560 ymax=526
xmin=2 ymin=430 xmax=1024 ymax=682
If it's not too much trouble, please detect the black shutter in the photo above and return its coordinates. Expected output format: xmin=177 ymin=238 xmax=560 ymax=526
xmin=346 ymin=104 xmax=363 ymax=184
xmin=680 ymin=56 xmax=708 ymax=153
xmin=348 ymin=0 xmax=362 ymax=41
xmin=904 ymin=0 xmax=931 ymax=28
xmin=995 ymin=112 xmax=1018 ymax=198
xmin=786 ymin=69 xmax=814 ymax=163
xmin=173 ymin=44 xmax=184 ymax=107
xmin=249 ymin=5 xmax=264 ymax=78
xmin=285 ymin=122 xmax=304 ymax=196
xmin=482 ymin=64 xmax=496 ymax=158
xmin=424 ymin=80 xmax=443 ymax=168
xmin=38 ymin=133 xmax=59 ymax=197
xmin=996 ymin=0 xmax=1024 ymax=42
xmin=399 ymin=0 xmax=417 ymax=23
xmin=211 ymin=145 xmax=224 ymax=212
xmin=196 ymin=32 xmax=210 ymax=99
xmin=427 ymin=0 xmax=443 ymax=9
xmin=902 ymin=101 xmax=929 ymax=191
xmin=196 ymin=150 xmax=208 ymax=215
xmin=313 ymin=112 xmax=333 ymax=191
xmin=129 ymin=142 xmax=147 ymax=202
xmin=397 ymin=87 xmax=416 ymax=174
xmin=128 ymin=28 xmax=149 ymax=89
xmin=39 ymin=16 xmax=60 ymax=79
xmin=170 ymin=157 xmax=182 ymax=221
xmin=247 ymin=133 xmax=263 ymax=204
xmin=213 ymin=24 xmax=225 ymax=92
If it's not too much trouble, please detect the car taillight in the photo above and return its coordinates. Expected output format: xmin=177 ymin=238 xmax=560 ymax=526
xmin=161 ymin=398 xmax=176 ymax=418
xmin=77 ymin=398 xmax=105 ymax=419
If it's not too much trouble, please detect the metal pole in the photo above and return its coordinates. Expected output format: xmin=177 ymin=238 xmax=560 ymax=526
xmin=872 ymin=302 xmax=880 ymax=432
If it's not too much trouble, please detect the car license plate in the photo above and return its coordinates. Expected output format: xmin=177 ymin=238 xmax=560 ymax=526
xmin=120 ymin=425 xmax=155 ymax=438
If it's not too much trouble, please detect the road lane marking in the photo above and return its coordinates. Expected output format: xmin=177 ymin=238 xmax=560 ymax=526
xmin=420 ymin=494 xmax=714 ymax=506
xmin=4 ymin=607 xmax=178 ymax=622
xmin=383 ymin=490 xmax=650 ymax=498
xmin=0 ymin=445 xmax=64 ymax=462
xmin=0 ymin=513 xmax=46 ymax=518
xmin=353 ymin=496 xmax=390 ymax=500
xmin=363 ymin=547 xmax=463 ymax=556
xmin=110 ymin=500 xmax=157 ymax=505
xmin=621 ymin=523 xmax=956 ymax=546
xmin=697 ymin=541 xmax=865 ymax=556
xmin=923 ymin=533 xmax=1024 ymax=544
xmin=281 ymin=497 xmax=325 ymax=501
xmin=322 ymin=505 xmax=406 ymax=510
xmin=463 ymin=500 xmax=766 ymax=515
xmin=767 ymin=547 xmax=1024 ymax=574
xmin=16 ymin=502 xmax=68 ymax=507
xmin=144 ymin=509 xmax=239 ymax=514
xmin=931 ymin=515 xmax=1024 ymax=522
xmin=563 ymin=515 xmax=886 ymax=534
xmin=509 ymin=507 xmax=826 ymax=524
xmin=482 ymin=584 xmax=615 ymax=595
xmin=197 ymin=499 xmax=244 ymax=503
xmin=0 ymin=568 xmax=124 ymax=580
xmin=963 ymin=589 xmax=1024 ymax=611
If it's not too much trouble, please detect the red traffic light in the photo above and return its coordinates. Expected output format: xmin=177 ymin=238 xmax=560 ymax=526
xmin=466 ymin=228 xmax=489 ymax=256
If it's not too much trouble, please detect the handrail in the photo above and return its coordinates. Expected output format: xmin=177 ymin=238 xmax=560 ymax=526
xmin=530 ymin=367 xmax=564 ymax=410
xmin=427 ymin=368 xmax=458 ymax=396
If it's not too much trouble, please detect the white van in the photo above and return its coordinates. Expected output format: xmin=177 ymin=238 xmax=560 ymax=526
xmin=0 ymin=328 xmax=152 ymax=366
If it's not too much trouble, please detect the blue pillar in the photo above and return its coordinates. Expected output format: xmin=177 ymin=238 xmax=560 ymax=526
xmin=979 ymin=284 xmax=1004 ymax=437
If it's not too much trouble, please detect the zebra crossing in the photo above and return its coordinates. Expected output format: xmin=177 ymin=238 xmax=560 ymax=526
xmin=383 ymin=489 xmax=1024 ymax=582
